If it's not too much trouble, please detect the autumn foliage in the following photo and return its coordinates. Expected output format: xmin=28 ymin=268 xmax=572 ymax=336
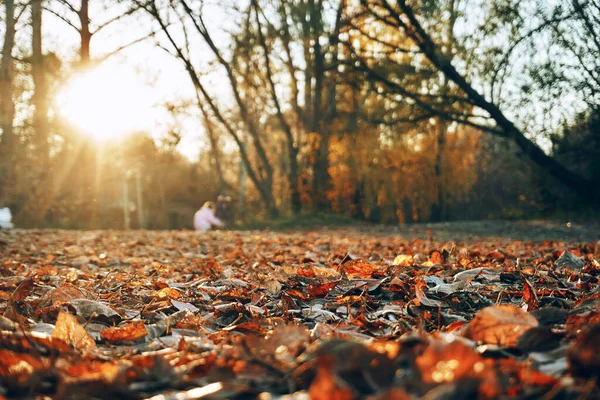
xmin=0 ymin=228 xmax=599 ymax=398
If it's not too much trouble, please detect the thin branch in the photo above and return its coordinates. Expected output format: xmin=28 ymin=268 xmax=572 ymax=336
xmin=55 ymin=0 xmax=78 ymax=15
xmin=44 ymin=7 xmax=80 ymax=32
xmin=94 ymin=29 xmax=161 ymax=64
xmin=92 ymin=4 xmax=143 ymax=34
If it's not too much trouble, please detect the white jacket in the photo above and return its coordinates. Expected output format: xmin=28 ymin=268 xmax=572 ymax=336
xmin=0 ymin=208 xmax=13 ymax=229
xmin=194 ymin=208 xmax=223 ymax=231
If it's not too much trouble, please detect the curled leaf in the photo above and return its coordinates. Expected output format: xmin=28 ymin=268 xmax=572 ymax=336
xmin=68 ymin=299 xmax=122 ymax=325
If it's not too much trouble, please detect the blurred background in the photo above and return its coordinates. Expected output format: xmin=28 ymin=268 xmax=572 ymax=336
xmin=0 ymin=0 xmax=598 ymax=229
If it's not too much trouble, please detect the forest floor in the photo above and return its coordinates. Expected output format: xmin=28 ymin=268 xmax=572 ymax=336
xmin=0 ymin=221 xmax=599 ymax=399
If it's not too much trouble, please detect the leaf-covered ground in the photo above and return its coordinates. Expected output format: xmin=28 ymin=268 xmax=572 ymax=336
xmin=0 ymin=224 xmax=599 ymax=399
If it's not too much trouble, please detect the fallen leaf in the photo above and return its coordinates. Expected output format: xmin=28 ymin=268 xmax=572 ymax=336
xmin=68 ymin=299 xmax=122 ymax=325
xmin=521 ymin=275 xmax=539 ymax=311
xmin=416 ymin=338 xmax=486 ymax=384
xmin=568 ymin=324 xmax=600 ymax=381
xmin=308 ymin=280 xmax=339 ymax=297
xmin=101 ymin=321 xmax=148 ymax=343
xmin=556 ymin=251 xmax=584 ymax=270
xmin=430 ymin=251 xmax=444 ymax=265
xmin=339 ymin=259 xmax=378 ymax=279
xmin=52 ymin=311 xmax=96 ymax=351
xmin=39 ymin=283 xmax=88 ymax=307
xmin=0 ymin=350 xmax=51 ymax=394
xmin=154 ymin=287 xmax=182 ymax=300
xmin=393 ymin=254 xmax=413 ymax=267
xmin=463 ymin=304 xmax=538 ymax=348
xmin=4 ymin=277 xmax=35 ymax=323
xmin=309 ymin=356 xmax=356 ymax=400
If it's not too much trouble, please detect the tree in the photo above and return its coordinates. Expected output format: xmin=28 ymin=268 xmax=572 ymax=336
xmin=46 ymin=0 xmax=147 ymax=67
xmin=138 ymin=0 xmax=285 ymax=217
xmin=0 ymin=0 xmax=21 ymax=206
xmin=31 ymin=0 xmax=49 ymax=170
xmin=347 ymin=0 xmax=599 ymax=203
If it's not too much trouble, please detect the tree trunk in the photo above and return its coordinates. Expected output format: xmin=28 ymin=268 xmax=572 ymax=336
xmin=32 ymin=0 xmax=48 ymax=166
xmin=288 ymin=144 xmax=301 ymax=214
xmin=0 ymin=0 xmax=16 ymax=205
xmin=309 ymin=0 xmax=331 ymax=210
xmin=79 ymin=0 xmax=91 ymax=65
xmin=29 ymin=0 xmax=53 ymax=224
xmin=201 ymin=105 xmax=227 ymax=193
xmin=430 ymin=120 xmax=448 ymax=221
xmin=430 ymin=0 xmax=456 ymax=222
xmin=251 ymin=0 xmax=301 ymax=214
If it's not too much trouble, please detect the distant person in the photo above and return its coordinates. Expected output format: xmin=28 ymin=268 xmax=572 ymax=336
xmin=215 ymin=195 xmax=232 ymax=223
xmin=0 ymin=207 xmax=14 ymax=229
xmin=194 ymin=202 xmax=224 ymax=231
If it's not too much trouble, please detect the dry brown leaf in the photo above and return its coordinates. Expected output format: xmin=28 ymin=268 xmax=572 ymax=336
xmin=68 ymin=299 xmax=122 ymax=325
xmin=39 ymin=283 xmax=88 ymax=308
xmin=52 ymin=311 xmax=96 ymax=351
xmin=4 ymin=277 xmax=35 ymax=322
xmin=568 ymin=324 xmax=600 ymax=380
xmin=463 ymin=304 xmax=538 ymax=347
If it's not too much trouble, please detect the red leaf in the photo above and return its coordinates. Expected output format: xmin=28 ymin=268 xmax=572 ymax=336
xmin=308 ymin=281 xmax=339 ymax=298
xmin=521 ymin=275 xmax=539 ymax=311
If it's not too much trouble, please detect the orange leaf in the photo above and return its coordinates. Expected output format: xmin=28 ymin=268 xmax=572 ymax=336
xmin=487 ymin=250 xmax=506 ymax=261
xmin=52 ymin=311 xmax=96 ymax=351
xmin=286 ymin=289 xmax=309 ymax=300
xmin=430 ymin=251 xmax=444 ymax=265
xmin=416 ymin=339 xmax=485 ymax=384
xmin=308 ymin=356 xmax=355 ymax=400
xmin=101 ymin=321 xmax=148 ymax=343
xmin=463 ymin=304 xmax=538 ymax=348
xmin=41 ymin=283 xmax=87 ymax=307
xmin=0 ymin=350 xmax=50 ymax=391
xmin=339 ymin=259 xmax=377 ymax=279
xmin=4 ymin=277 xmax=35 ymax=323
xmin=62 ymin=361 xmax=122 ymax=383
xmin=8 ymin=277 xmax=34 ymax=304
xmin=392 ymin=254 xmax=413 ymax=267
xmin=154 ymin=287 xmax=182 ymax=300
xmin=521 ymin=275 xmax=539 ymax=311
xmin=297 ymin=264 xmax=316 ymax=278
xmin=308 ymin=281 xmax=338 ymax=297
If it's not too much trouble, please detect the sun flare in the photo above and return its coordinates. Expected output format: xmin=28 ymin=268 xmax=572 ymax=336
xmin=56 ymin=64 xmax=155 ymax=141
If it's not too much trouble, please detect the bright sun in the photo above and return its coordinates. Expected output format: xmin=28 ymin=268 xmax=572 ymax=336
xmin=56 ymin=64 xmax=155 ymax=141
